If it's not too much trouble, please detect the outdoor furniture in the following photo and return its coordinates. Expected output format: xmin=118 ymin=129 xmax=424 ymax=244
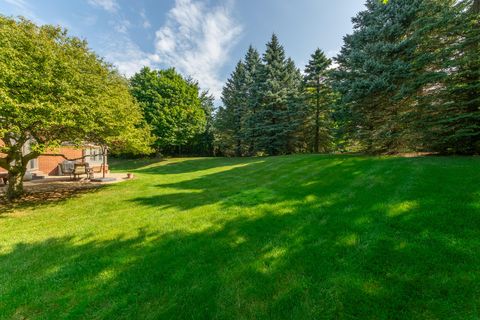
xmin=59 ymin=161 xmax=75 ymax=179
xmin=87 ymin=165 xmax=103 ymax=179
xmin=0 ymin=173 xmax=7 ymax=185
xmin=72 ymin=163 xmax=90 ymax=180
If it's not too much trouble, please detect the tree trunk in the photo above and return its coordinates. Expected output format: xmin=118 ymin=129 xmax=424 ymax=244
xmin=314 ymin=107 xmax=320 ymax=153
xmin=474 ymin=0 xmax=479 ymax=13
xmin=6 ymin=167 xmax=26 ymax=201
xmin=314 ymin=79 xmax=321 ymax=153
xmin=236 ymin=140 xmax=242 ymax=157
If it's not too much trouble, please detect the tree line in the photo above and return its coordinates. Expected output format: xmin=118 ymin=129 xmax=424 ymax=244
xmin=215 ymin=35 xmax=336 ymax=156
xmin=1 ymin=0 xmax=479 ymax=199
xmin=333 ymin=0 xmax=480 ymax=154
xmin=128 ymin=35 xmax=337 ymax=158
xmin=214 ymin=0 xmax=480 ymax=156
xmin=121 ymin=0 xmax=480 ymax=157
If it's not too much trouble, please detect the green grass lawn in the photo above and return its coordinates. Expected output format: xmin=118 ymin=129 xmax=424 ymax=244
xmin=1 ymin=155 xmax=480 ymax=319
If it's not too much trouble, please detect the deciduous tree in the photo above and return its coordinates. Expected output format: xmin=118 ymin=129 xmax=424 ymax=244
xmin=0 ymin=16 xmax=151 ymax=200
xmin=130 ymin=67 xmax=206 ymax=155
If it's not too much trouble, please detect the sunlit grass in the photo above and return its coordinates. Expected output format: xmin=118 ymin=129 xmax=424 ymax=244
xmin=1 ymin=155 xmax=479 ymax=319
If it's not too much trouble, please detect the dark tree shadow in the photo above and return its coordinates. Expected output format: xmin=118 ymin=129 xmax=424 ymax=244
xmin=0 ymin=183 xmax=108 ymax=215
xmin=134 ymin=157 xmax=264 ymax=175
xmin=109 ymin=157 xmax=167 ymax=172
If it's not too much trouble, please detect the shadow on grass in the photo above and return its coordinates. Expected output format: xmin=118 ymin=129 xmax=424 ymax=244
xmin=0 ymin=184 xmax=108 ymax=215
xmin=1 ymin=155 xmax=479 ymax=318
xmin=135 ymin=156 xmax=264 ymax=175
xmin=109 ymin=157 xmax=252 ymax=175
xmin=108 ymin=157 xmax=166 ymax=172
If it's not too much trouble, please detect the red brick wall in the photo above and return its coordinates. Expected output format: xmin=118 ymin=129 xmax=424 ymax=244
xmin=39 ymin=147 xmax=83 ymax=175
xmin=0 ymin=141 xmax=108 ymax=176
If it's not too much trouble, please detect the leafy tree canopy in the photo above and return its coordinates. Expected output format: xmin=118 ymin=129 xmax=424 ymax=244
xmin=0 ymin=16 xmax=152 ymax=200
xmin=130 ymin=67 xmax=206 ymax=153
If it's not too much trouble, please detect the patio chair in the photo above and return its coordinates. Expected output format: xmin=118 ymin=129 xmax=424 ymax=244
xmin=59 ymin=161 xmax=75 ymax=179
xmin=72 ymin=163 xmax=90 ymax=180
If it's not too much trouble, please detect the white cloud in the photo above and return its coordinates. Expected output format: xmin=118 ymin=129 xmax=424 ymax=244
xmin=153 ymin=0 xmax=243 ymax=98
xmin=101 ymin=35 xmax=154 ymax=77
xmin=87 ymin=0 xmax=118 ymax=13
xmin=96 ymin=0 xmax=242 ymax=98
xmin=111 ymin=18 xmax=131 ymax=33
xmin=140 ymin=9 xmax=151 ymax=29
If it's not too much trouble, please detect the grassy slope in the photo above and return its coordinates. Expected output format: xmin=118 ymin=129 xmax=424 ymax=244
xmin=1 ymin=155 xmax=479 ymax=319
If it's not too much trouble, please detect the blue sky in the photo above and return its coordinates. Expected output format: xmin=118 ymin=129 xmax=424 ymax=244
xmin=0 ymin=0 xmax=365 ymax=99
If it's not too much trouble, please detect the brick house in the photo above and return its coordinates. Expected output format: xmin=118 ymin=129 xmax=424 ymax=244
xmin=0 ymin=140 xmax=108 ymax=177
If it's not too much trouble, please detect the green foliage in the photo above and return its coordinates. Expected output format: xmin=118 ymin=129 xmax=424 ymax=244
xmin=216 ymin=35 xmax=305 ymax=156
xmin=216 ymin=46 xmax=265 ymax=157
xmin=241 ymin=46 xmax=263 ymax=155
xmin=423 ymin=0 xmax=480 ymax=153
xmin=219 ymin=60 xmax=248 ymax=156
xmin=303 ymin=49 xmax=336 ymax=153
xmin=256 ymin=34 xmax=292 ymax=155
xmin=0 ymin=16 xmax=151 ymax=199
xmin=183 ymin=91 xmax=215 ymax=156
xmin=130 ymin=67 xmax=206 ymax=153
xmin=333 ymin=0 xmax=480 ymax=154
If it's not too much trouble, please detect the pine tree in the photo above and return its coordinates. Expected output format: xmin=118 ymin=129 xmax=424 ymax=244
xmin=256 ymin=34 xmax=292 ymax=155
xmin=220 ymin=60 xmax=247 ymax=156
xmin=333 ymin=0 xmax=445 ymax=153
xmin=304 ymin=49 xmax=334 ymax=153
xmin=284 ymin=58 xmax=305 ymax=153
xmin=216 ymin=36 xmax=305 ymax=156
xmin=430 ymin=0 xmax=480 ymax=153
xmin=242 ymin=46 xmax=262 ymax=155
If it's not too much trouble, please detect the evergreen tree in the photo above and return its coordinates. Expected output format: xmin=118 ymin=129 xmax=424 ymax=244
xmin=256 ymin=34 xmax=294 ymax=155
xmin=333 ymin=0 xmax=445 ymax=153
xmin=427 ymin=0 xmax=480 ymax=153
xmin=304 ymin=49 xmax=334 ymax=153
xmin=220 ymin=60 xmax=247 ymax=156
xmin=242 ymin=46 xmax=262 ymax=155
xmin=216 ymin=36 xmax=306 ymax=156
xmin=284 ymin=58 xmax=305 ymax=153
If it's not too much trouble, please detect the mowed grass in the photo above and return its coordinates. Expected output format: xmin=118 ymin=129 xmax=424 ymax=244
xmin=1 ymin=155 xmax=480 ymax=319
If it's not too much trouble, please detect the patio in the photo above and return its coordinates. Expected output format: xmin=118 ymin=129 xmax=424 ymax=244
xmin=0 ymin=173 xmax=132 ymax=205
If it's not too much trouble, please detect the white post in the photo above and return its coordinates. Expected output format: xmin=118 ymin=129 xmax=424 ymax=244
xmin=102 ymin=146 xmax=108 ymax=178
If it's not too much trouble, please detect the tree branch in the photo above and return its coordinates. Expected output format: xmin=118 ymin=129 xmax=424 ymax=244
xmin=39 ymin=153 xmax=90 ymax=161
xmin=40 ymin=149 xmax=107 ymax=162
xmin=23 ymin=151 xmax=41 ymax=163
